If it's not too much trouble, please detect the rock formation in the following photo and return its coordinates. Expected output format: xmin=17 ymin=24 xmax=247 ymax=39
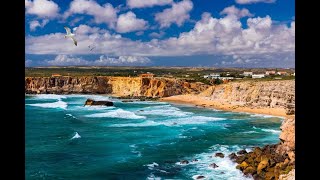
xmin=25 ymin=76 xmax=210 ymax=98
xmin=233 ymin=118 xmax=295 ymax=180
xmin=84 ymin=99 xmax=113 ymax=106
xmin=200 ymin=80 xmax=295 ymax=111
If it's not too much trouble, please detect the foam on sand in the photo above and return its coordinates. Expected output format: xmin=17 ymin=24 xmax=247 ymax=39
xmin=86 ymin=109 xmax=146 ymax=119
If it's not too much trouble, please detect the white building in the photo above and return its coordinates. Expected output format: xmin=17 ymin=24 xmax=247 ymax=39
xmin=252 ymin=74 xmax=265 ymax=78
xmin=219 ymin=77 xmax=234 ymax=80
xmin=204 ymin=73 xmax=220 ymax=79
xmin=243 ymin=72 xmax=253 ymax=77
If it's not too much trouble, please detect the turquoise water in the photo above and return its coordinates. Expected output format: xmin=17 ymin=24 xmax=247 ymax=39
xmin=25 ymin=94 xmax=283 ymax=180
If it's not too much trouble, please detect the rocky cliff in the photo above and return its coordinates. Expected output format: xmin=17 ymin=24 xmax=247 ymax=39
xmin=25 ymin=76 xmax=209 ymax=97
xmin=200 ymin=80 xmax=295 ymax=113
xmin=233 ymin=117 xmax=295 ymax=180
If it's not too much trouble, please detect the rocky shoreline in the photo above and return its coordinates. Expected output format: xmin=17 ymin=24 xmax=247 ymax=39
xmin=233 ymin=118 xmax=295 ymax=180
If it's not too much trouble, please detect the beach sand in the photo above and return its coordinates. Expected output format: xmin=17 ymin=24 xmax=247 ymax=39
xmin=161 ymin=95 xmax=294 ymax=118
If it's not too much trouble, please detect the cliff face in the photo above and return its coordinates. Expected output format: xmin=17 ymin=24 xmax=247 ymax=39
xmin=25 ymin=76 xmax=111 ymax=94
xmin=200 ymin=80 xmax=295 ymax=110
xmin=25 ymin=76 xmax=210 ymax=97
xmin=234 ymin=117 xmax=295 ymax=180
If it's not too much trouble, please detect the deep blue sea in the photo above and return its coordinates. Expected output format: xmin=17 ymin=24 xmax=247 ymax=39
xmin=25 ymin=94 xmax=283 ymax=180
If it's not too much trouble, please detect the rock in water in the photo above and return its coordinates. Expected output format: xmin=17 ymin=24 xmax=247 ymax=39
xmin=215 ymin=152 xmax=225 ymax=158
xmin=209 ymin=163 xmax=219 ymax=168
xmin=180 ymin=160 xmax=189 ymax=164
xmin=237 ymin=149 xmax=248 ymax=155
xmin=84 ymin=99 xmax=113 ymax=106
xmin=228 ymin=153 xmax=237 ymax=161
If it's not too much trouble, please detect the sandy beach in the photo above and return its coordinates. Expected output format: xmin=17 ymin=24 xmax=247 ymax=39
xmin=161 ymin=95 xmax=293 ymax=118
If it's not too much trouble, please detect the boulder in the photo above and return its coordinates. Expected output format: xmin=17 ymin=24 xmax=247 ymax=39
xmin=209 ymin=163 xmax=219 ymax=168
xmin=180 ymin=160 xmax=189 ymax=164
xmin=228 ymin=153 xmax=237 ymax=161
xmin=215 ymin=152 xmax=225 ymax=158
xmin=84 ymin=99 xmax=113 ymax=106
xmin=236 ymin=161 xmax=248 ymax=170
xmin=257 ymin=156 xmax=269 ymax=174
xmin=237 ymin=149 xmax=248 ymax=155
xmin=243 ymin=166 xmax=256 ymax=175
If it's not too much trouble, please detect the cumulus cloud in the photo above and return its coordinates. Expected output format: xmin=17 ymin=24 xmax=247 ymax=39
xmin=116 ymin=11 xmax=148 ymax=33
xmin=235 ymin=0 xmax=275 ymax=4
xmin=29 ymin=19 xmax=49 ymax=31
xmin=127 ymin=0 xmax=173 ymax=8
xmin=26 ymin=5 xmax=294 ymax=67
xmin=41 ymin=54 xmax=151 ymax=66
xmin=25 ymin=0 xmax=60 ymax=18
xmin=155 ymin=0 xmax=193 ymax=28
xmin=220 ymin=5 xmax=253 ymax=18
xmin=63 ymin=0 xmax=118 ymax=28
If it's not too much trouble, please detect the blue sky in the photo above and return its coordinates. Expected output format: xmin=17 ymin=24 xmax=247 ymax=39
xmin=25 ymin=0 xmax=295 ymax=67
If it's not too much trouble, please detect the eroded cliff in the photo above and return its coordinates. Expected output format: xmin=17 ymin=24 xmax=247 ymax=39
xmin=25 ymin=76 xmax=209 ymax=97
xmin=200 ymin=80 xmax=295 ymax=111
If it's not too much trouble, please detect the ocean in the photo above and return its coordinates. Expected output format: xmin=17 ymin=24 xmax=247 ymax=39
xmin=25 ymin=94 xmax=283 ymax=180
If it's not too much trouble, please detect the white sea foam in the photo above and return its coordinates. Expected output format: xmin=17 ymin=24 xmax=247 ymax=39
xmin=183 ymin=144 xmax=253 ymax=180
xmin=110 ymin=120 xmax=160 ymax=127
xmin=252 ymin=126 xmax=280 ymax=134
xmin=146 ymin=173 xmax=161 ymax=180
xmin=242 ymin=131 xmax=257 ymax=134
xmin=86 ymin=109 xmax=146 ymax=119
xmin=137 ymin=105 xmax=193 ymax=117
xmin=71 ymin=132 xmax=81 ymax=139
xmin=32 ymin=94 xmax=67 ymax=100
xmin=260 ymin=129 xmax=281 ymax=134
xmin=146 ymin=162 xmax=159 ymax=170
xmin=65 ymin=114 xmax=76 ymax=119
xmin=250 ymin=113 xmax=284 ymax=119
xmin=110 ymin=115 xmax=225 ymax=127
xmin=27 ymin=100 xmax=67 ymax=109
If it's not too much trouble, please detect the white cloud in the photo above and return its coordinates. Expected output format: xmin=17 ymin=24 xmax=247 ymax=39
xmin=155 ymin=0 xmax=193 ymax=28
xmin=26 ymin=6 xmax=294 ymax=66
xmin=64 ymin=0 xmax=118 ymax=28
xmin=43 ymin=55 xmax=151 ymax=66
xmin=29 ymin=19 xmax=49 ymax=31
xmin=127 ymin=0 xmax=173 ymax=8
xmin=220 ymin=5 xmax=253 ymax=18
xmin=235 ymin=0 xmax=275 ymax=4
xmin=116 ymin=11 xmax=148 ymax=33
xmin=25 ymin=0 xmax=60 ymax=18
xmin=149 ymin=31 xmax=165 ymax=38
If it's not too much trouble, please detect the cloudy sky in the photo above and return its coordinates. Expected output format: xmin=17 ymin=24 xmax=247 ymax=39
xmin=25 ymin=0 xmax=295 ymax=67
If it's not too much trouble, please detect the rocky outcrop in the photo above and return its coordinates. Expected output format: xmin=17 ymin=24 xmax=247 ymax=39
xmin=234 ymin=118 xmax=295 ymax=180
xmin=200 ymin=80 xmax=295 ymax=112
xmin=25 ymin=76 xmax=111 ymax=94
xmin=84 ymin=99 xmax=113 ymax=106
xmin=25 ymin=76 xmax=210 ymax=98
